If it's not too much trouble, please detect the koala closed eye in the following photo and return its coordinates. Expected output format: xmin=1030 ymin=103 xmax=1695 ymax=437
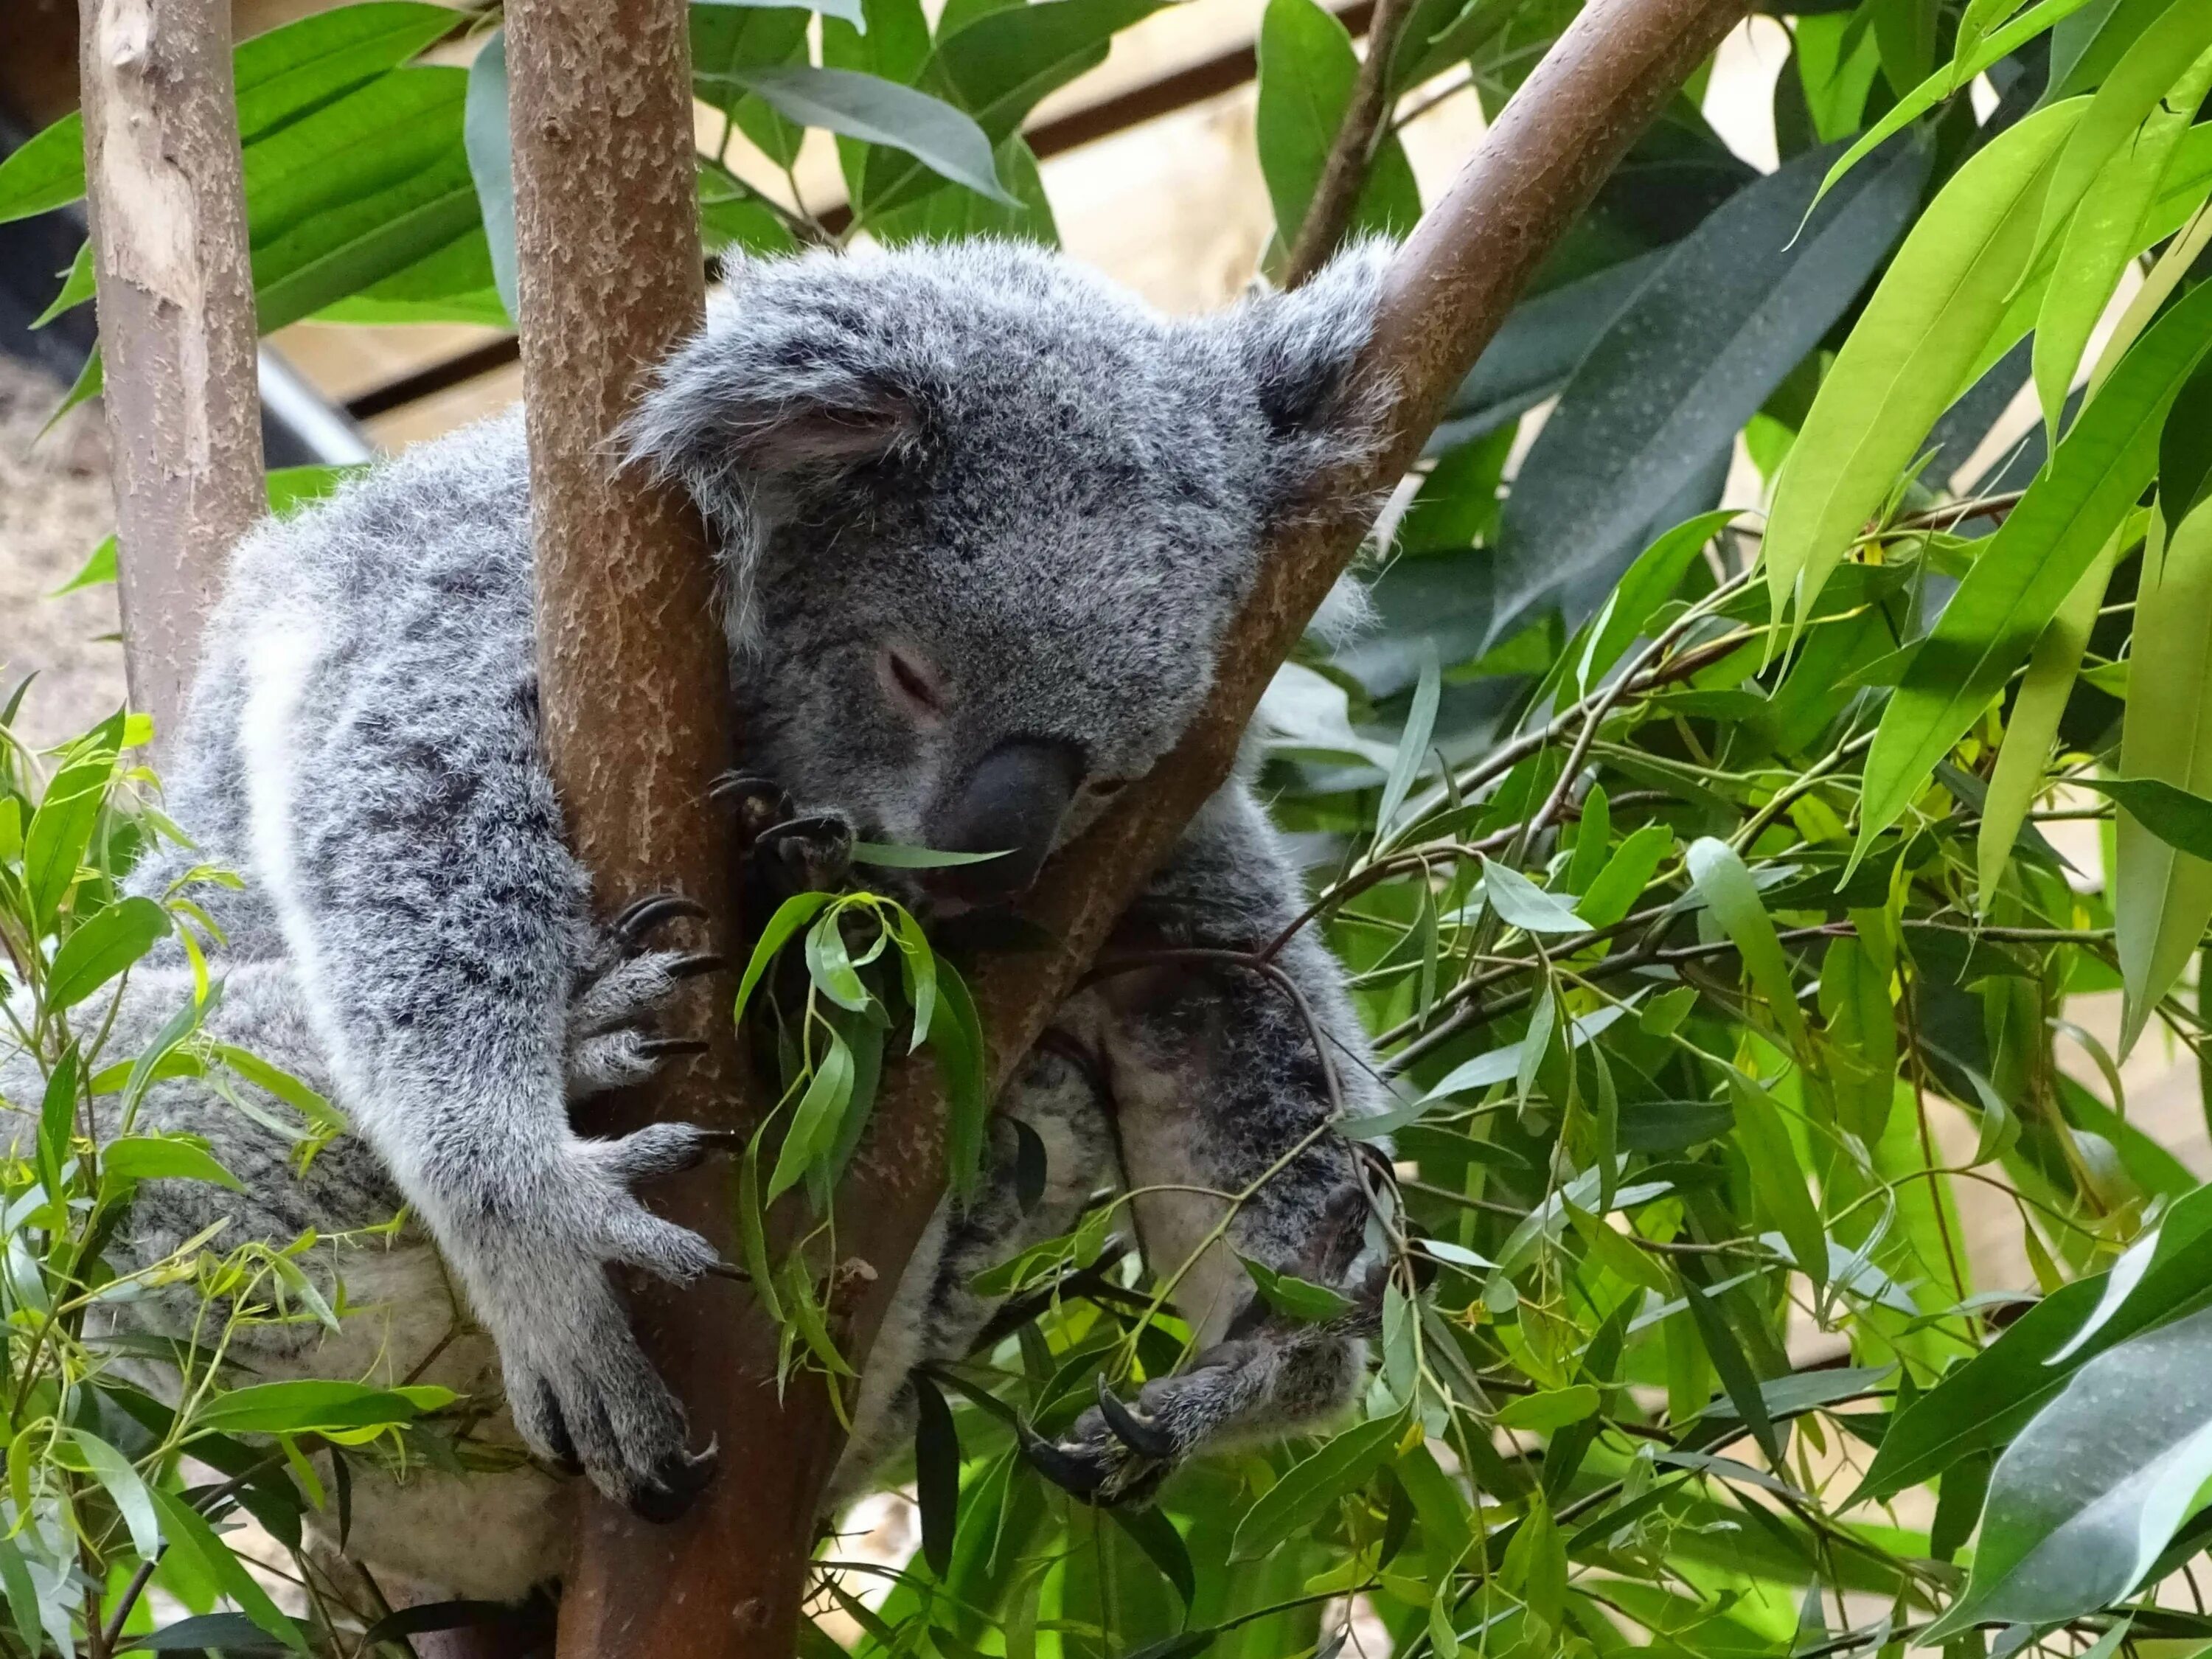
xmin=878 ymin=643 xmax=945 ymax=727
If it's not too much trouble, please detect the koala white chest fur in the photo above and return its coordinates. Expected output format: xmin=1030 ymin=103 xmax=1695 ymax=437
xmin=3 ymin=239 xmax=1401 ymax=1601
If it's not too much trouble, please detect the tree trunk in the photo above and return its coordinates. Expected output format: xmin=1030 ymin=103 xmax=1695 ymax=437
xmin=499 ymin=1 xmax=844 ymax=1655
xmin=77 ymin=0 xmax=263 ymax=758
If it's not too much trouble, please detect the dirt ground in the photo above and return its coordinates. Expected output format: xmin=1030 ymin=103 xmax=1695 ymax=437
xmin=0 ymin=350 xmax=125 ymax=752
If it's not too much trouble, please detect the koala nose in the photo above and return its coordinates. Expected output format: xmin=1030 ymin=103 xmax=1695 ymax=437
xmin=924 ymin=737 xmax=1082 ymax=905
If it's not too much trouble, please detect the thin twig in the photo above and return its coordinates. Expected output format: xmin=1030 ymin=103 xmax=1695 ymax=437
xmin=1284 ymin=0 xmax=1422 ymax=288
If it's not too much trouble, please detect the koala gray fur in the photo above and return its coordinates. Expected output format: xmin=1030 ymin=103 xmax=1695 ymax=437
xmin=24 ymin=237 xmax=1394 ymax=1596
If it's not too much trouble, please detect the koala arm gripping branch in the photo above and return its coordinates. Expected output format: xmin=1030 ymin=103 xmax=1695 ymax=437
xmin=1024 ymin=780 xmax=1395 ymax=1505
xmin=147 ymin=434 xmax=724 ymax=1520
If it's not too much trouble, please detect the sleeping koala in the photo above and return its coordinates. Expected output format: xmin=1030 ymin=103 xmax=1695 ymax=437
xmin=22 ymin=239 xmax=1397 ymax=1596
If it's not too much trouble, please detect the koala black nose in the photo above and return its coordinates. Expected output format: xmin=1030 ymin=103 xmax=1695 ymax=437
xmin=925 ymin=737 xmax=1082 ymax=905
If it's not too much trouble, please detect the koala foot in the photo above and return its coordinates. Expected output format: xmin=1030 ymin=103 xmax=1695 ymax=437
xmin=1023 ymin=1348 xmax=1259 ymax=1507
xmin=458 ymin=1119 xmax=740 ymax=1518
xmin=753 ymin=812 xmax=855 ymax=898
xmin=567 ymin=892 xmax=723 ymax=1101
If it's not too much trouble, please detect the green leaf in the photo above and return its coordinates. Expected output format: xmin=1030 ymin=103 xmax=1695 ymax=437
xmin=0 ymin=1539 xmax=39 ymax=1654
xmin=25 ymin=754 xmax=111 ymax=930
xmin=858 ymin=0 xmax=1161 ymax=219
xmin=1859 ymin=276 xmax=2212 ymax=858
xmin=243 ymin=69 xmax=490 ymax=333
xmin=147 ymin=1486 xmax=307 ymax=1651
xmin=1240 ymin=1253 xmax=1356 ymax=1322
xmin=703 ymin=66 xmax=1015 ymax=204
xmin=2168 ymin=356 xmax=2212 ymax=524
xmin=931 ymin=960 xmax=991 ymax=1199
xmin=1230 ymin=1415 xmax=1404 ymax=1559
xmin=38 ymin=1046 xmax=79 ymax=1205
xmin=1927 ymin=1302 xmax=2212 ymax=1636
xmin=2035 ymin=0 xmax=2212 ymax=261
xmin=2110 ymin=500 xmax=2212 ymax=1047
xmin=697 ymin=0 xmax=866 ymax=22
xmin=1480 ymin=860 xmax=1589 ymax=934
xmin=734 ymin=890 xmax=838 ymax=1019
xmin=1499 ymin=137 xmax=1924 ymax=627
xmin=1500 ymin=1488 xmax=1567 ymax=1629
xmin=66 ymin=1430 xmax=159 ymax=1558
xmin=1112 ymin=1505 xmax=1197 ymax=1608
xmin=49 ymin=535 xmax=116 ymax=598
xmin=767 ymin=1031 xmax=856 ymax=1203
xmin=1375 ymin=645 xmax=1439 ymax=842
xmin=912 ymin=1369 xmax=960 ymax=1577
xmin=194 ymin=1379 xmax=453 ymax=1435
xmin=1726 ymin=1071 xmax=1826 ymax=1290
xmin=1576 ymin=511 xmax=1739 ymax=693
xmin=1765 ymin=99 xmax=2084 ymax=627
xmin=2033 ymin=18 xmax=2212 ymax=430
xmin=1253 ymin=0 xmax=1421 ymax=252
xmin=849 ymin=841 xmax=1009 ymax=868
xmin=804 ymin=911 xmax=874 ymax=1012
xmin=462 ymin=28 xmax=518 ymax=325
xmin=1976 ymin=538 xmax=2118 ymax=907
xmin=1577 ymin=823 xmax=1674 ymax=931
xmin=0 ymin=1 xmax=459 ymax=225
xmin=1679 ymin=1270 xmax=1783 ymax=1466
xmin=863 ymin=133 xmax=1059 ymax=247
xmin=1686 ymin=838 xmax=1808 ymax=1049
xmin=1497 ymin=1385 xmax=1600 ymax=1433
xmin=102 ymin=1135 xmax=245 ymax=1193
xmin=46 ymin=895 xmax=169 ymax=1009
xmin=1811 ymin=0 xmax=2098 ymax=212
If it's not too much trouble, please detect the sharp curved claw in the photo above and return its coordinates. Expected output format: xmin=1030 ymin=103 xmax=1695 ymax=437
xmin=1094 ymin=1376 xmax=1175 ymax=1461
xmin=667 ymin=953 xmax=728 ymax=981
xmin=610 ymin=891 xmax=709 ymax=945
xmin=700 ymin=1259 xmax=751 ymax=1283
xmin=712 ymin=775 xmax=796 ymax=841
xmin=636 ymin=1035 xmax=710 ymax=1059
xmin=630 ymin=1439 xmax=720 ymax=1523
xmin=1018 ymin=1422 xmax=1106 ymax=1499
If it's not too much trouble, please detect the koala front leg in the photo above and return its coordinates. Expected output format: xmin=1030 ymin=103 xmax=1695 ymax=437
xmin=1032 ymin=785 xmax=1393 ymax=1506
xmin=227 ymin=612 xmax=724 ymax=1520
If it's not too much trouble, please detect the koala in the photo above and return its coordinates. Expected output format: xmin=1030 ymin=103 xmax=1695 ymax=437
xmin=15 ymin=239 xmax=1398 ymax=1598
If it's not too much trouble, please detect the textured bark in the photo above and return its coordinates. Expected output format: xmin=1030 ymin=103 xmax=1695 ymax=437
xmin=500 ymin=1 xmax=810 ymax=1655
xmin=77 ymin=0 xmax=263 ymax=757
xmin=1281 ymin=0 xmax=1420 ymax=291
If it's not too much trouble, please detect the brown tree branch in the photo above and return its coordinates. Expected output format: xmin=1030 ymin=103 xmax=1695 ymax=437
xmin=498 ymin=1 xmax=810 ymax=1655
xmin=1282 ymin=0 xmax=1421 ymax=290
xmin=77 ymin=0 xmax=263 ymax=759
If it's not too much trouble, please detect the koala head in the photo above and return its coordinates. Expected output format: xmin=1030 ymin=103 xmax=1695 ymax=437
xmin=625 ymin=238 xmax=1387 ymax=907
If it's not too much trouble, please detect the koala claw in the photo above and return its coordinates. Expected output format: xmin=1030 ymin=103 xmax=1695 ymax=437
xmin=666 ymin=952 xmax=727 ymax=981
xmin=756 ymin=813 xmax=857 ymax=896
xmin=610 ymin=891 xmax=709 ymax=946
xmin=711 ymin=774 xmax=797 ymax=845
xmin=630 ymin=1439 xmax=720 ymax=1524
xmin=1094 ymin=1376 xmax=1176 ymax=1461
xmin=636 ymin=1035 xmax=709 ymax=1060
xmin=1021 ymin=1400 xmax=1174 ymax=1508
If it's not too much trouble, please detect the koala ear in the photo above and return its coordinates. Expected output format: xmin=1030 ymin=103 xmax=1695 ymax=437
xmin=621 ymin=282 xmax=928 ymax=530
xmin=1217 ymin=238 xmax=1395 ymax=516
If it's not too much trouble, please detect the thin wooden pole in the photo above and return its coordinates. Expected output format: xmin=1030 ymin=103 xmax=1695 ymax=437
xmin=77 ymin=0 xmax=263 ymax=757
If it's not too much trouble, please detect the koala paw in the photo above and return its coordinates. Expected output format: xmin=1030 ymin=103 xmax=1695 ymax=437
xmin=566 ymin=892 xmax=721 ymax=1101
xmin=1023 ymin=1355 xmax=1255 ymax=1508
xmin=754 ymin=813 xmax=855 ymax=898
xmin=466 ymin=1124 xmax=733 ymax=1517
